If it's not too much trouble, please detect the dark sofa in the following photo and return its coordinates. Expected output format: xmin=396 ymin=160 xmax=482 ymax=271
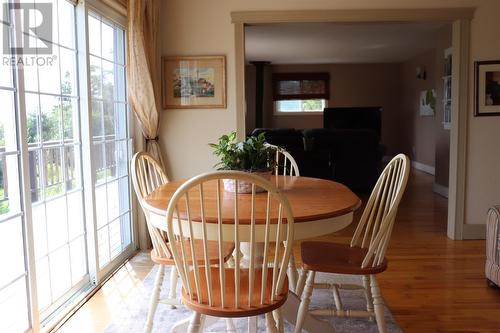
xmin=251 ymin=127 xmax=383 ymax=190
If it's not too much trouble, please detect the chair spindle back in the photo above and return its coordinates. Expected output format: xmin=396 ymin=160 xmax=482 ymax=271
xmin=131 ymin=152 xmax=171 ymax=258
xmin=165 ymin=171 xmax=295 ymax=310
xmin=350 ymin=154 xmax=410 ymax=268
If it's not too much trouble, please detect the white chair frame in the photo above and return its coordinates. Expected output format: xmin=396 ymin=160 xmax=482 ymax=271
xmin=165 ymin=171 xmax=295 ymax=333
xmin=294 ymin=154 xmax=410 ymax=333
xmin=131 ymin=152 xmax=180 ymax=333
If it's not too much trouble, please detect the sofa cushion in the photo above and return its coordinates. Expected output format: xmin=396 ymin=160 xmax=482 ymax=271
xmin=251 ymin=128 xmax=304 ymax=151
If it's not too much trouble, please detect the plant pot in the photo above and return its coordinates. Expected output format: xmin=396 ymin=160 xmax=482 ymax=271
xmin=223 ymin=170 xmax=273 ymax=193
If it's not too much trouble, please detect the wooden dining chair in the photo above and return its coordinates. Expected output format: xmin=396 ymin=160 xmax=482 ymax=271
xmin=294 ymin=154 xmax=410 ymax=333
xmin=274 ymin=146 xmax=300 ymax=177
xmin=163 ymin=171 xmax=295 ymax=333
xmin=131 ymin=152 xmax=235 ymax=333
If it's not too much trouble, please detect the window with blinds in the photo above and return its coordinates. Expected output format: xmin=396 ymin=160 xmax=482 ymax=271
xmin=273 ymin=73 xmax=330 ymax=113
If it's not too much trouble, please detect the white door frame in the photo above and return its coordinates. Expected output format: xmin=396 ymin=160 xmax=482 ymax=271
xmin=231 ymin=8 xmax=475 ymax=240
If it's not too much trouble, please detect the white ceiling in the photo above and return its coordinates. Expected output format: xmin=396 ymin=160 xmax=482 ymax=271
xmin=245 ymin=22 xmax=447 ymax=64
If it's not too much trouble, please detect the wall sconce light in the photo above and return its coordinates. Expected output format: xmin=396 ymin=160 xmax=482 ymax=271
xmin=416 ymin=67 xmax=427 ymax=80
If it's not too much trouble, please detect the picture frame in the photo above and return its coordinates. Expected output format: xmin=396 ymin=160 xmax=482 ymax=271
xmin=474 ymin=60 xmax=500 ymax=116
xmin=162 ymin=55 xmax=226 ymax=109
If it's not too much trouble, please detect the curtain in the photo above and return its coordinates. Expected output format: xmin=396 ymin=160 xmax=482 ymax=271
xmin=127 ymin=0 xmax=163 ymax=249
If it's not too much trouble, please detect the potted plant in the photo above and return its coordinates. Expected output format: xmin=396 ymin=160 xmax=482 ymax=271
xmin=209 ymin=131 xmax=277 ymax=193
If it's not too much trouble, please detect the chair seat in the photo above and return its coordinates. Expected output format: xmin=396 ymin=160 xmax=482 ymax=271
xmin=300 ymin=241 xmax=387 ymax=275
xmin=181 ymin=267 xmax=289 ymax=318
xmin=150 ymin=240 xmax=235 ymax=266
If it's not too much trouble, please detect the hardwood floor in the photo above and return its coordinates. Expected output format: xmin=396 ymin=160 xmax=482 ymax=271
xmin=57 ymin=170 xmax=500 ymax=333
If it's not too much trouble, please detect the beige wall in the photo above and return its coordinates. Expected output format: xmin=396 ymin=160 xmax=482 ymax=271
xmin=398 ymin=49 xmax=438 ymax=167
xmin=160 ymin=0 xmax=499 ymax=228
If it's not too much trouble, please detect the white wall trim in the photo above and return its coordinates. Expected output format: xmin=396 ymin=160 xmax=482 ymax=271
xmin=412 ymin=161 xmax=435 ymax=175
xmin=433 ymin=183 xmax=449 ymax=198
xmin=233 ymin=9 xmax=474 ymax=241
xmin=462 ymin=223 xmax=486 ymax=240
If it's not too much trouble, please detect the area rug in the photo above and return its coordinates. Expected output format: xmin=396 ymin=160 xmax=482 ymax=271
xmin=104 ymin=266 xmax=403 ymax=333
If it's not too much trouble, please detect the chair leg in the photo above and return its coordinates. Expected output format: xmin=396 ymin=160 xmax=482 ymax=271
xmin=145 ymin=264 xmax=165 ymax=333
xmin=168 ymin=266 xmax=179 ymax=309
xmin=295 ymin=268 xmax=308 ymax=297
xmin=370 ymin=275 xmax=386 ymax=333
xmin=362 ymin=275 xmax=375 ymax=321
xmin=187 ymin=313 xmax=202 ymax=333
xmin=248 ymin=316 xmax=258 ymax=333
xmin=273 ymin=308 xmax=284 ymax=333
xmin=294 ymin=270 xmax=315 ymax=333
xmin=265 ymin=313 xmax=278 ymax=333
xmin=287 ymin=252 xmax=299 ymax=293
xmin=225 ymin=318 xmax=236 ymax=333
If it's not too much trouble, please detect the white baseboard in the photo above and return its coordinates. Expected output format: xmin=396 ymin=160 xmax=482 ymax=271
xmin=432 ymin=183 xmax=449 ymax=198
xmin=412 ymin=161 xmax=435 ymax=175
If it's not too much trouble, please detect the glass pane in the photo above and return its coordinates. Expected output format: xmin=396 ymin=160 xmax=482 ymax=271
xmin=25 ymin=93 xmax=41 ymax=144
xmin=115 ymin=103 xmax=127 ymax=140
xmin=32 ymin=203 xmax=47 ymax=259
xmin=67 ymin=191 xmax=83 ymax=239
xmin=64 ymin=145 xmax=81 ymax=191
xmin=46 ymin=196 xmax=68 ymax=251
xmin=58 ymin=0 xmax=75 ymax=49
xmin=93 ymin=143 xmax=105 ymax=184
xmin=23 ymin=57 xmax=39 ymax=92
xmin=116 ymin=29 xmax=125 ymax=65
xmin=42 ymin=0 xmax=59 ymax=45
xmin=109 ymin=218 xmax=121 ymax=259
xmin=0 ymin=277 xmax=30 ymax=333
xmin=43 ymin=147 xmax=64 ymax=198
xmin=102 ymin=60 xmax=114 ymax=102
xmin=116 ymin=141 xmax=128 ymax=177
xmin=62 ymin=97 xmax=78 ymax=141
xmin=118 ymin=176 xmax=130 ymax=215
xmin=36 ymin=257 xmax=51 ymax=310
xmin=105 ymin=141 xmax=116 ymax=179
xmin=0 ymin=61 xmax=12 ymax=88
xmin=103 ymin=99 xmax=115 ymax=137
xmin=0 ymin=217 xmax=26 ymax=287
xmin=92 ymin=100 xmax=103 ymax=139
xmin=40 ymin=95 xmax=62 ymax=143
xmin=60 ymin=47 xmax=77 ymax=96
xmin=106 ymin=180 xmax=119 ymax=221
xmin=0 ymin=156 xmax=9 ymax=216
xmin=88 ymin=15 xmax=101 ymax=56
xmin=101 ymin=21 xmax=114 ymax=61
xmin=0 ymin=90 xmax=17 ymax=152
xmin=28 ymin=149 xmax=43 ymax=202
xmin=69 ymin=236 xmax=86 ymax=284
xmin=97 ymin=226 xmax=109 ymax=268
xmin=38 ymin=44 xmax=61 ymax=95
xmin=120 ymin=212 xmax=131 ymax=248
xmin=95 ymin=184 xmax=107 ymax=228
xmin=49 ymin=245 xmax=72 ymax=299
xmin=90 ymin=56 xmax=102 ymax=97
xmin=115 ymin=66 xmax=126 ymax=102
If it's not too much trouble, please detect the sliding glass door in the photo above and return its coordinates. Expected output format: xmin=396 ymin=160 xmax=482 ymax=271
xmin=0 ymin=5 xmax=30 ymax=331
xmin=88 ymin=13 xmax=132 ymax=269
xmin=0 ymin=1 xmax=134 ymax=331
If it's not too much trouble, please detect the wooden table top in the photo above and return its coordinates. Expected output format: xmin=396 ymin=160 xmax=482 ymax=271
xmin=143 ymin=176 xmax=361 ymax=225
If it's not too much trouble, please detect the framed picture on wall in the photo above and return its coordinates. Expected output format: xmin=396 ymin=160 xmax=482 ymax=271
xmin=162 ymin=55 xmax=226 ymax=109
xmin=474 ymin=60 xmax=500 ymax=116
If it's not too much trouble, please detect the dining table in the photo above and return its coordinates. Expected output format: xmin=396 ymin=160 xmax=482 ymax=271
xmin=143 ymin=175 xmax=361 ymax=332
